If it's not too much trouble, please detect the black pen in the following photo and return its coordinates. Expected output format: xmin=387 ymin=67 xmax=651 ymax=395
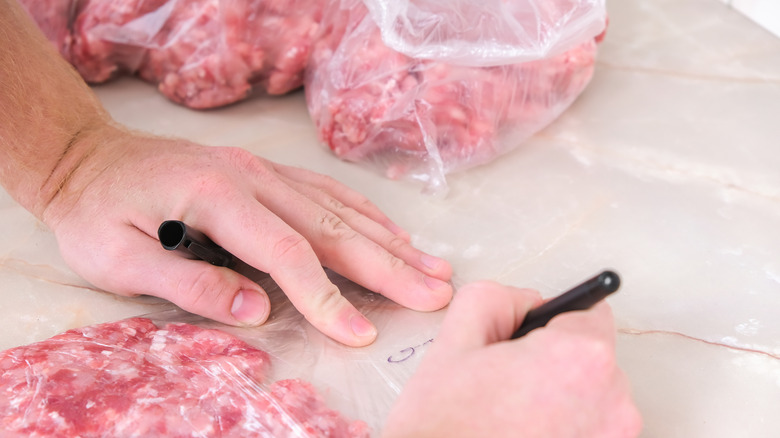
xmin=511 ymin=270 xmax=621 ymax=339
xmin=158 ymin=220 xmax=235 ymax=268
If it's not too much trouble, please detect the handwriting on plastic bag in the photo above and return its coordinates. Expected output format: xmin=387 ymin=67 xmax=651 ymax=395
xmin=387 ymin=338 xmax=434 ymax=363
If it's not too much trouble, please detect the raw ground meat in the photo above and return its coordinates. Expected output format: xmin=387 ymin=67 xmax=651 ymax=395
xmin=305 ymin=1 xmax=601 ymax=185
xmin=0 ymin=318 xmax=369 ymax=438
xmin=20 ymin=0 xmax=322 ymax=109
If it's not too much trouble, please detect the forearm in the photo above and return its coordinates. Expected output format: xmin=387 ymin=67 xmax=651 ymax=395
xmin=0 ymin=0 xmax=113 ymax=220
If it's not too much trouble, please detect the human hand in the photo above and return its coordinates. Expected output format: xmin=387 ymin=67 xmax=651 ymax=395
xmin=382 ymin=281 xmax=642 ymax=437
xmin=41 ymin=124 xmax=453 ymax=347
xmin=0 ymin=0 xmax=451 ymax=347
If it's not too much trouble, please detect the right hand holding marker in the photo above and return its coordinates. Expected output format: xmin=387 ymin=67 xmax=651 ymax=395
xmin=382 ymin=281 xmax=642 ymax=438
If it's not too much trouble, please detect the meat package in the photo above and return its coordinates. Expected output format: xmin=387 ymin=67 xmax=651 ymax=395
xmin=19 ymin=0 xmax=323 ymax=109
xmin=305 ymin=0 xmax=607 ymax=192
xmin=20 ymin=0 xmax=607 ymax=191
xmin=0 ymin=318 xmax=369 ymax=437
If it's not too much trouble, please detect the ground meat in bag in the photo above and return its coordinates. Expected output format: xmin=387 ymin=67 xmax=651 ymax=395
xmin=20 ymin=0 xmax=322 ymax=109
xmin=0 ymin=318 xmax=369 ymax=437
xmin=68 ymin=0 xmax=166 ymax=83
xmin=305 ymin=0 xmax=604 ymax=192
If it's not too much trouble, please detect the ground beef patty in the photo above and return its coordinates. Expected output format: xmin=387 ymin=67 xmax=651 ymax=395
xmin=0 ymin=317 xmax=368 ymax=437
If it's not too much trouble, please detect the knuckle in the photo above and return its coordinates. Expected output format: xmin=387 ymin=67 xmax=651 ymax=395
xmin=318 ymin=212 xmax=356 ymax=242
xmin=385 ymin=235 xmax=409 ymax=254
xmin=188 ymin=170 xmax=232 ymax=200
xmin=271 ymin=232 xmax=311 ymax=263
xmin=355 ymin=194 xmax=373 ymax=208
xmin=213 ymin=147 xmax=272 ymax=183
xmin=222 ymin=146 xmax=260 ymax=169
xmin=323 ymin=195 xmax=348 ymax=214
xmin=176 ymin=268 xmax=227 ymax=308
xmin=307 ymin=284 xmax=344 ymax=320
xmin=383 ymin=251 xmax=407 ymax=271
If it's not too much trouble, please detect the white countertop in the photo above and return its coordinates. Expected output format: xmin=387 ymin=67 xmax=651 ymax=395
xmin=2 ymin=0 xmax=779 ymax=436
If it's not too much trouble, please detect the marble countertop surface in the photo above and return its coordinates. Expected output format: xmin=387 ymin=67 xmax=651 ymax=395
xmin=2 ymin=0 xmax=779 ymax=435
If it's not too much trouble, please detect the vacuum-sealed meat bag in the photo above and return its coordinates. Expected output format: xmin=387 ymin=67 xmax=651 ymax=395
xmin=20 ymin=0 xmax=323 ymax=109
xmin=305 ymin=0 xmax=607 ymax=193
xmin=0 ymin=317 xmax=369 ymax=437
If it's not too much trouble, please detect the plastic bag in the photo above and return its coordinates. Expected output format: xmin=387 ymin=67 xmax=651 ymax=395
xmin=20 ymin=0 xmax=323 ymax=109
xmin=363 ymin=0 xmax=607 ymax=66
xmin=0 ymin=270 xmax=443 ymax=436
xmin=305 ymin=0 xmax=606 ymax=194
xmin=0 ymin=317 xmax=369 ymax=437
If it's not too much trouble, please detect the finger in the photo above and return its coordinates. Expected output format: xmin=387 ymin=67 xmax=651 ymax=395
xmin=251 ymin=177 xmax=453 ymax=312
xmin=543 ymin=301 xmax=617 ymax=348
xmin=277 ymin=174 xmax=452 ymax=282
xmin=435 ymin=281 xmax=543 ymax=350
xmin=188 ymin=195 xmax=378 ymax=347
xmin=72 ymin=225 xmax=271 ymax=327
xmin=269 ymin=160 xmax=411 ymax=241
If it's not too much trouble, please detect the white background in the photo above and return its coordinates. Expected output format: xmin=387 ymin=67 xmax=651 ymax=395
xmin=721 ymin=0 xmax=780 ymax=37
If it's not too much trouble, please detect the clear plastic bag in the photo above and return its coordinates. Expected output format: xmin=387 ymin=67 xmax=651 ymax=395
xmin=0 ymin=271 xmax=443 ymax=436
xmin=0 ymin=317 xmax=370 ymax=437
xmin=305 ymin=0 xmax=606 ymax=194
xmin=20 ymin=0 xmax=323 ymax=109
xmin=363 ymin=0 xmax=607 ymax=66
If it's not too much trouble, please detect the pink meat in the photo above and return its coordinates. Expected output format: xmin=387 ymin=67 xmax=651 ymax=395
xmin=0 ymin=318 xmax=369 ymax=437
xmin=133 ymin=0 xmax=266 ymax=108
xmin=69 ymin=0 xmax=168 ymax=83
xmin=305 ymin=4 xmax=600 ymax=181
xmin=23 ymin=0 xmax=322 ymax=109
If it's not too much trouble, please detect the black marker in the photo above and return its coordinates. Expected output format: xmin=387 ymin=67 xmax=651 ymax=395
xmin=511 ymin=270 xmax=621 ymax=339
xmin=158 ymin=220 xmax=235 ymax=268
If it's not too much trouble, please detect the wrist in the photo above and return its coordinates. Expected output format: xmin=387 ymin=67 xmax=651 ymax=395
xmin=0 ymin=0 xmax=121 ymax=226
xmin=37 ymin=120 xmax=127 ymax=228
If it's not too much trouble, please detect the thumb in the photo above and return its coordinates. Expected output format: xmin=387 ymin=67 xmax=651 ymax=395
xmin=435 ymin=281 xmax=542 ymax=350
xmin=61 ymin=226 xmax=271 ymax=327
xmin=165 ymin=260 xmax=271 ymax=327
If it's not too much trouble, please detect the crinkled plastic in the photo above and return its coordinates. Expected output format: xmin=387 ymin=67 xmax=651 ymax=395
xmin=0 ymin=271 xmax=442 ymax=437
xmin=20 ymin=0 xmax=323 ymax=109
xmin=0 ymin=318 xmax=369 ymax=437
xmin=305 ymin=0 xmax=606 ymax=194
xmin=363 ymin=0 xmax=606 ymax=66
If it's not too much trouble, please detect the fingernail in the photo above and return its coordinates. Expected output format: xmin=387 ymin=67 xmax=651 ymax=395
xmin=420 ymin=253 xmax=443 ymax=270
xmin=231 ymin=289 xmax=268 ymax=326
xmin=424 ymin=275 xmax=450 ymax=291
xmin=349 ymin=314 xmax=377 ymax=339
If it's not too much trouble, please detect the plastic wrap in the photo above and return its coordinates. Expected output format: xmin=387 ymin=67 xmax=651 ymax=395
xmin=20 ymin=0 xmax=323 ymax=109
xmin=305 ymin=0 xmax=607 ymax=193
xmin=0 ymin=271 xmax=444 ymax=437
xmin=363 ymin=0 xmax=607 ymax=66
